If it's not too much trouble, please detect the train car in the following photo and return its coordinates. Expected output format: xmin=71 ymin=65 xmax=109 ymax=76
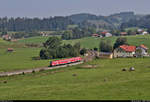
xmin=50 ymin=57 xmax=82 ymax=67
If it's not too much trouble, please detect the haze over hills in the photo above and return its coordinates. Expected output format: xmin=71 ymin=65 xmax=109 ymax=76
xmin=0 ymin=11 xmax=149 ymax=32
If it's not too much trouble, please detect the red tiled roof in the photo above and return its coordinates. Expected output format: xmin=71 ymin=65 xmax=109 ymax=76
xmin=92 ymin=34 xmax=99 ymax=36
xmin=119 ymin=45 xmax=136 ymax=52
xmin=120 ymin=32 xmax=127 ymax=35
xmin=7 ymin=48 xmax=14 ymax=51
xmin=140 ymin=44 xmax=148 ymax=49
xmin=101 ymin=32 xmax=108 ymax=35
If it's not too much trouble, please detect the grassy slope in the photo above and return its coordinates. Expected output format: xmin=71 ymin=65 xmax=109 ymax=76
xmin=18 ymin=35 xmax=150 ymax=51
xmin=0 ymin=58 xmax=150 ymax=100
xmin=1 ymin=35 xmax=150 ymax=72
xmin=18 ymin=36 xmax=49 ymax=44
xmin=0 ymin=48 xmax=50 ymax=72
xmin=18 ymin=35 xmax=61 ymax=44
xmin=63 ymin=35 xmax=150 ymax=51
xmin=0 ymin=38 xmax=50 ymax=72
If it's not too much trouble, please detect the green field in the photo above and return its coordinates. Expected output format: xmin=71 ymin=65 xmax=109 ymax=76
xmin=18 ymin=36 xmax=49 ymax=44
xmin=1 ymin=35 xmax=150 ymax=100
xmin=63 ymin=35 xmax=150 ymax=51
xmin=1 ymin=35 xmax=150 ymax=72
xmin=0 ymin=38 xmax=50 ymax=72
xmin=0 ymin=48 xmax=50 ymax=72
xmin=17 ymin=35 xmax=150 ymax=51
xmin=0 ymin=58 xmax=150 ymax=100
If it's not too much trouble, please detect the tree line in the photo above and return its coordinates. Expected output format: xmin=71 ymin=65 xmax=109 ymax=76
xmin=61 ymin=27 xmax=96 ymax=40
xmin=0 ymin=16 xmax=73 ymax=32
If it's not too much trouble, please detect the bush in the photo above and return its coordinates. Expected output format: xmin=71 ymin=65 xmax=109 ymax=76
xmin=99 ymin=40 xmax=113 ymax=52
xmin=113 ymin=37 xmax=128 ymax=49
xmin=94 ymin=47 xmax=98 ymax=51
xmin=80 ymin=48 xmax=87 ymax=55
xmin=32 ymin=70 xmax=35 ymax=73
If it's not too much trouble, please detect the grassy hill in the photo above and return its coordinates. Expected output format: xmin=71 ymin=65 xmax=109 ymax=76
xmin=0 ymin=38 xmax=50 ymax=72
xmin=1 ymin=35 xmax=150 ymax=100
xmin=1 ymin=35 xmax=150 ymax=72
xmin=63 ymin=35 xmax=150 ymax=52
xmin=18 ymin=36 xmax=49 ymax=44
xmin=0 ymin=58 xmax=150 ymax=100
xmin=17 ymin=35 xmax=150 ymax=51
xmin=0 ymin=48 xmax=50 ymax=72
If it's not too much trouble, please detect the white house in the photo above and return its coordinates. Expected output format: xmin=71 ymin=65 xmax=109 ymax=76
xmin=142 ymin=31 xmax=148 ymax=35
xmin=105 ymin=33 xmax=112 ymax=37
xmin=135 ymin=44 xmax=149 ymax=57
xmin=101 ymin=32 xmax=112 ymax=37
xmin=137 ymin=29 xmax=143 ymax=32
xmin=113 ymin=45 xmax=136 ymax=58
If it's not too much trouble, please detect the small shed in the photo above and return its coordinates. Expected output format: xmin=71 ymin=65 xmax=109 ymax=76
xmin=99 ymin=52 xmax=113 ymax=59
xmin=7 ymin=48 xmax=14 ymax=52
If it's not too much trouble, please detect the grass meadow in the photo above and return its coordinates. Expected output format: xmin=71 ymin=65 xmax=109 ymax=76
xmin=0 ymin=48 xmax=50 ymax=72
xmin=1 ymin=35 xmax=150 ymax=72
xmin=0 ymin=38 xmax=50 ymax=72
xmin=0 ymin=35 xmax=150 ymax=100
xmin=0 ymin=58 xmax=150 ymax=100
xmin=18 ymin=35 xmax=150 ymax=52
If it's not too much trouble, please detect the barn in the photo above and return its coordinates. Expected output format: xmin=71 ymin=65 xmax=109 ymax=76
xmin=113 ymin=45 xmax=136 ymax=58
xmin=7 ymin=48 xmax=14 ymax=52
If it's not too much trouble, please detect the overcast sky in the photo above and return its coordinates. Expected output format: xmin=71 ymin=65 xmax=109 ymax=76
xmin=0 ymin=0 xmax=150 ymax=18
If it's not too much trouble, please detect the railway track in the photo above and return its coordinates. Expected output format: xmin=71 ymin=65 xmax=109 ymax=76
xmin=0 ymin=61 xmax=83 ymax=77
xmin=0 ymin=51 xmax=98 ymax=77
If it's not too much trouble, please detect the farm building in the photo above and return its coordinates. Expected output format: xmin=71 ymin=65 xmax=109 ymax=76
xmin=113 ymin=45 xmax=136 ymax=58
xmin=142 ymin=31 xmax=148 ymax=35
xmin=2 ymin=35 xmax=11 ymax=41
xmin=40 ymin=32 xmax=48 ymax=36
xmin=7 ymin=48 xmax=14 ymax=52
xmin=120 ymin=32 xmax=127 ymax=36
xmin=135 ymin=44 xmax=149 ymax=57
xmin=100 ymin=32 xmax=112 ymax=37
xmin=137 ymin=29 xmax=144 ymax=33
xmin=99 ymin=52 xmax=113 ymax=59
xmin=92 ymin=34 xmax=99 ymax=37
xmin=92 ymin=34 xmax=102 ymax=38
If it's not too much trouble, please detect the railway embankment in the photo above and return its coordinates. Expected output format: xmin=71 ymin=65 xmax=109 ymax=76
xmin=0 ymin=62 xmax=83 ymax=77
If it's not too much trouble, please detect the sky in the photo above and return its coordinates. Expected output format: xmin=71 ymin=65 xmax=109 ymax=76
xmin=0 ymin=0 xmax=150 ymax=18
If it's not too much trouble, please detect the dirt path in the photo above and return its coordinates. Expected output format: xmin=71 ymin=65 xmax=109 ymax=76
xmin=0 ymin=62 xmax=83 ymax=77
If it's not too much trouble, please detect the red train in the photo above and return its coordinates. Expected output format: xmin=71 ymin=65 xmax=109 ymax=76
xmin=50 ymin=57 xmax=82 ymax=67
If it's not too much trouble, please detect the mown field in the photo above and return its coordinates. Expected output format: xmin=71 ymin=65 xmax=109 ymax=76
xmin=0 ymin=38 xmax=50 ymax=72
xmin=0 ymin=35 xmax=150 ymax=100
xmin=0 ymin=58 xmax=150 ymax=100
xmin=18 ymin=35 xmax=150 ymax=51
xmin=0 ymin=48 xmax=50 ymax=72
xmin=1 ymin=35 xmax=150 ymax=72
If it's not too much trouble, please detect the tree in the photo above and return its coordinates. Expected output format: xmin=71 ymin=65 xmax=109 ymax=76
xmin=99 ymin=40 xmax=113 ymax=52
xmin=113 ymin=37 xmax=128 ymax=49
xmin=40 ymin=49 xmax=49 ymax=59
xmin=43 ymin=36 xmax=62 ymax=49
xmin=93 ymin=47 xmax=98 ymax=51
xmin=80 ymin=48 xmax=87 ymax=55
xmin=135 ymin=49 xmax=143 ymax=57
xmin=61 ymin=30 xmax=73 ymax=40
xmin=127 ymin=30 xmax=136 ymax=35
xmin=73 ymin=42 xmax=81 ymax=51
xmin=147 ymin=28 xmax=150 ymax=34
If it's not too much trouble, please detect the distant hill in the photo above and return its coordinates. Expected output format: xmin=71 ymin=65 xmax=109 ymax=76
xmin=121 ymin=14 xmax=150 ymax=29
xmin=68 ymin=12 xmax=138 ymax=31
xmin=0 ymin=11 xmax=150 ymax=32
